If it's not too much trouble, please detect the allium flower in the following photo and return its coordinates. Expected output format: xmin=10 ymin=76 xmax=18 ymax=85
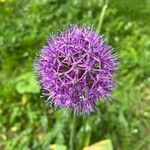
xmin=34 ymin=25 xmax=118 ymax=114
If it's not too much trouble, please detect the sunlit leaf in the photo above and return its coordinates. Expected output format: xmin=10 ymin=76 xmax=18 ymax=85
xmin=50 ymin=144 xmax=67 ymax=150
xmin=83 ymin=139 xmax=113 ymax=150
xmin=15 ymin=72 xmax=40 ymax=94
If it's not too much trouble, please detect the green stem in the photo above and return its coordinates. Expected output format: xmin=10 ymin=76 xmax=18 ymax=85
xmin=97 ymin=0 xmax=109 ymax=33
xmin=69 ymin=113 xmax=77 ymax=150
xmin=69 ymin=1 xmax=109 ymax=150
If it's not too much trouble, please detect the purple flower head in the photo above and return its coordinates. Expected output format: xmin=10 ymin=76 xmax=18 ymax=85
xmin=34 ymin=25 xmax=118 ymax=114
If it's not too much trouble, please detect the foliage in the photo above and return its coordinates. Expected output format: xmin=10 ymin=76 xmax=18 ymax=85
xmin=83 ymin=139 xmax=113 ymax=150
xmin=0 ymin=0 xmax=150 ymax=149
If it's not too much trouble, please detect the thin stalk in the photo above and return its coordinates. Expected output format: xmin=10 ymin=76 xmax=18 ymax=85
xmin=97 ymin=0 xmax=109 ymax=33
xmin=69 ymin=113 xmax=77 ymax=150
xmin=69 ymin=1 xmax=109 ymax=149
xmin=80 ymin=0 xmax=109 ymax=148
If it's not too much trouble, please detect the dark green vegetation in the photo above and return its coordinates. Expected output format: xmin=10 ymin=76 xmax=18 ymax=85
xmin=0 ymin=0 xmax=150 ymax=149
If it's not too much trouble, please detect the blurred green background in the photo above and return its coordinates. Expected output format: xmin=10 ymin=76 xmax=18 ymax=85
xmin=0 ymin=0 xmax=150 ymax=149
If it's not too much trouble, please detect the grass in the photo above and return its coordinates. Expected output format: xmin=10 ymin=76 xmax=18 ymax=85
xmin=0 ymin=0 xmax=150 ymax=149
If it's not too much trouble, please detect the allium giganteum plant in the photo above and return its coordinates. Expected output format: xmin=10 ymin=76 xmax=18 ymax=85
xmin=34 ymin=25 xmax=118 ymax=115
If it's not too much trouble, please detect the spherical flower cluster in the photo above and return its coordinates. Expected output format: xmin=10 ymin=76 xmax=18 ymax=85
xmin=34 ymin=25 xmax=118 ymax=114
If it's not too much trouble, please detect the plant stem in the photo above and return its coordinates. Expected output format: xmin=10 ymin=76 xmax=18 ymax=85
xmin=69 ymin=113 xmax=77 ymax=150
xmin=97 ymin=0 xmax=109 ymax=33
xmin=69 ymin=1 xmax=109 ymax=150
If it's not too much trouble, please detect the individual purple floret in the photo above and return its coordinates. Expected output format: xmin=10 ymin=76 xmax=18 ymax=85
xmin=34 ymin=25 xmax=118 ymax=114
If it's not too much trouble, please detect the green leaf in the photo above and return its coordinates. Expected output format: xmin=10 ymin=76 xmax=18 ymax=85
xmin=50 ymin=144 xmax=67 ymax=150
xmin=15 ymin=72 xmax=40 ymax=94
xmin=118 ymin=111 xmax=128 ymax=127
xmin=83 ymin=139 xmax=113 ymax=150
